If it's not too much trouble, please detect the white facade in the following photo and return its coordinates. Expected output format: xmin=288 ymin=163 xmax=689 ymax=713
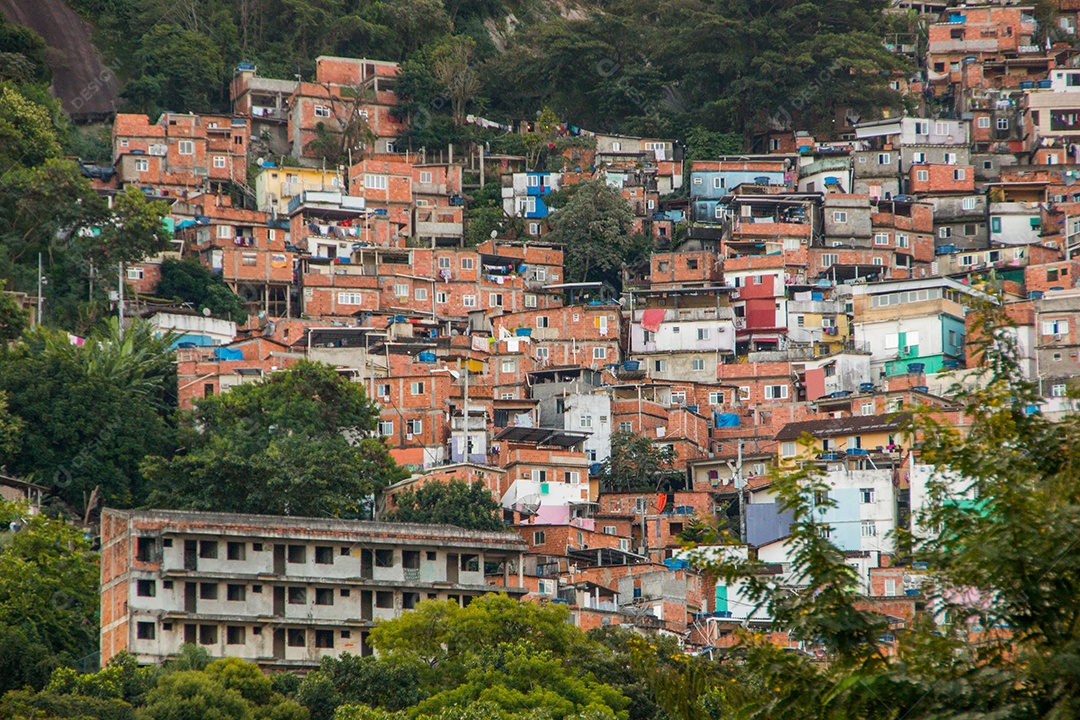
xmin=149 ymin=312 xmax=237 ymax=346
xmin=563 ymin=392 xmax=612 ymax=464
xmin=629 ymin=308 xmax=737 ymax=354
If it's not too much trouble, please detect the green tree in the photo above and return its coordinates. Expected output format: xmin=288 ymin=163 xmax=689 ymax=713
xmin=130 ymin=25 xmax=223 ymax=114
xmin=0 ymin=83 xmax=61 ymax=168
xmin=93 ymin=187 xmax=172 ymax=267
xmin=597 ymin=432 xmax=681 ymax=493
xmin=0 ymin=321 xmax=177 ymax=509
xmin=297 ymin=654 xmax=423 ymax=720
xmin=384 ymin=480 xmax=506 ymax=531
xmin=0 ymin=501 xmax=100 ymax=672
xmin=543 ymin=180 xmax=639 ymax=288
xmin=0 ymin=17 xmax=50 ymax=85
xmin=0 ymin=293 xmax=29 ymax=343
xmin=144 ymin=361 xmax=406 ymax=517
xmin=157 ymin=257 xmax=248 ymax=324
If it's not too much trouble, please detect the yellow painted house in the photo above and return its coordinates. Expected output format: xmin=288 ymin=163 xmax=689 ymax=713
xmin=775 ymin=412 xmax=911 ymax=470
xmin=253 ymin=166 xmax=343 ymax=214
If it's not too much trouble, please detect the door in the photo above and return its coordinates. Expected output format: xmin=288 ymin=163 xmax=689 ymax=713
xmin=360 ymin=549 xmax=373 ymax=580
xmin=273 ymin=586 xmax=285 ymax=616
xmin=184 ymin=582 xmax=197 ymax=613
xmin=273 ymin=628 xmax=285 ymax=659
xmin=184 ymin=540 xmax=197 ymax=571
xmin=273 ymin=545 xmax=286 ymax=575
xmin=446 ymin=554 xmax=459 ymax=584
xmin=360 ymin=590 xmax=372 ymax=621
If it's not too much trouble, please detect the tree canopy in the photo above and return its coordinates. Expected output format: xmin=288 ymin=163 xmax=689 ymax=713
xmin=157 ymin=257 xmax=249 ymax=324
xmin=384 ymin=480 xmax=506 ymax=531
xmin=144 ymin=360 xmax=406 ymax=517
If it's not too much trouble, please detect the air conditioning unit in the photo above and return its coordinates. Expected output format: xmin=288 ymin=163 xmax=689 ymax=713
xmin=406 ymin=433 xmax=414 ymax=440
xmin=381 ymin=396 xmax=390 ymax=403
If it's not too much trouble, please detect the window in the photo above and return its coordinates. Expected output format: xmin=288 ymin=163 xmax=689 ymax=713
xmin=178 ymin=140 xmax=194 ymax=155
xmin=461 ymin=257 xmax=475 ymax=270
xmin=861 ymin=521 xmax=878 ymax=537
xmin=978 ymin=116 xmax=991 ymax=129
xmin=437 ymin=256 xmax=452 ymax=270
xmin=489 ymin=293 xmax=503 ymax=307
xmin=579 ymin=414 xmax=593 ymax=429
xmin=337 ymin=292 xmax=363 ymax=305
xmin=134 ymin=158 xmax=149 ymax=172
xmin=137 ymin=579 xmax=156 ymax=597
xmin=536 ymin=316 xmax=549 ymax=329
xmin=501 ymin=358 xmax=516 ymax=373
xmin=536 ymin=347 xmax=549 ymax=360
xmin=463 ymin=295 xmax=476 ymax=308
xmin=419 ymin=171 xmax=433 ymax=184
xmin=997 ymin=118 xmax=1009 ymax=130
xmin=365 ymin=174 xmax=388 ymax=190
xmin=287 ymin=586 xmax=307 ymax=604
xmin=200 ymin=583 xmax=218 ymax=600
xmin=912 ymin=152 xmax=926 ymax=164
xmin=414 ymin=287 xmax=427 ymax=301
xmin=861 ymin=402 xmax=875 ymax=416
xmin=314 ymin=105 xmax=331 ymax=118
xmin=461 ymin=553 xmax=480 ymax=572
xmin=287 ymin=545 xmax=306 ymax=563
xmin=877 ymin=153 xmax=890 ymax=165
xmin=227 ymin=584 xmax=246 ymax=601
xmin=315 ymin=588 xmax=335 ymax=606
xmin=873 ymin=257 xmax=884 ymax=266
xmin=961 ymin=196 xmax=978 ymax=211
xmin=225 ymin=542 xmax=245 ymax=561
xmin=781 ymin=442 xmax=797 ymax=458
xmin=709 ymin=391 xmax=723 ymax=405
xmin=939 ymin=227 xmax=952 ymax=239
xmin=884 ymin=579 xmax=897 ymax=596
xmin=436 ymin=291 xmax=447 ymax=304
xmin=287 ymin=629 xmax=305 ymax=647
xmin=764 ymin=385 xmax=788 ymax=400
xmin=1043 ymin=320 xmax=1068 ymax=336
xmin=897 ymin=234 xmax=909 ymax=248
xmin=375 ymin=549 xmax=394 ymax=567
xmin=692 ymin=359 xmax=706 ymax=371
xmin=393 ymin=283 xmax=409 ymax=298
xmin=821 ymin=253 xmax=838 ymax=268
xmin=213 ymin=155 xmax=226 ymax=169
xmin=535 ymin=267 xmax=547 ymax=282
xmin=697 ymin=327 xmax=710 ymax=340
xmin=861 ymin=487 xmax=876 ymax=504
xmin=593 ymin=347 xmax=607 ymax=360
xmin=315 ymin=546 xmax=333 ymax=564
xmin=406 ymin=418 xmax=422 ymax=435
xmin=917 ymin=169 xmax=929 ymax=181
xmin=944 ymin=152 xmax=957 ymax=165
xmin=199 ymin=625 xmax=218 ymax=645
xmin=935 ymin=121 xmax=949 ymax=135
xmin=524 ymin=294 xmax=537 ymax=308
xmin=199 ymin=541 xmax=218 ymax=559
xmin=226 ymin=626 xmax=246 ymax=645
xmin=832 ymin=211 xmax=847 ymax=223
xmin=953 ymin=168 xmax=965 ymax=181
xmin=653 ymin=359 xmax=667 ymax=372
xmin=137 ymin=622 xmax=155 ymax=640
xmin=136 ymin=537 xmax=156 ymax=561
xmin=410 ymin=381 xmax=425 ymax=396
xmin=1052 ymin=384 xmax=1068 ymax=397
xmin=874 ymin=233 xmax=889 ymax=245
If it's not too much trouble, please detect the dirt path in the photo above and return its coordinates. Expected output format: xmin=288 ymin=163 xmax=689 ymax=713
xmin=1 ymin=0 xmax=120 ymax=120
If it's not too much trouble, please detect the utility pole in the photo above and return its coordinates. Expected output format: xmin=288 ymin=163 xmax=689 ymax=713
xmin=118 ymin=262 xmax=125 ymax=326
xmin=35 ymin=253 xmax=43 ymax=326
xmin=736 ymin=439 xmax=747 ymax=544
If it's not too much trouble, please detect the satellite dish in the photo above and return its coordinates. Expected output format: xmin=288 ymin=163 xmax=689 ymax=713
xmin=202 ymin=307 xmax=212 ymax=317
xmin=518 ymin=494 xmax=542 ymax=516
xmin=490 ymin=230 xmax=498 ymax=239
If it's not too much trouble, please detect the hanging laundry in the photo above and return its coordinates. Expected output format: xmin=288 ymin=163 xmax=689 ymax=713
xmin=640 ymin=308 xmax=666 ymax=332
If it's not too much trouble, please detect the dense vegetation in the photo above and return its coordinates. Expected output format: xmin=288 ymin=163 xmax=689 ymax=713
xmin=65 ymin=0 xmax=911 ymax=145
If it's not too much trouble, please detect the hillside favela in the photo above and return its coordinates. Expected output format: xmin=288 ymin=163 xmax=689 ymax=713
xmin=6 ymin=0 xmax=1080 ymax=717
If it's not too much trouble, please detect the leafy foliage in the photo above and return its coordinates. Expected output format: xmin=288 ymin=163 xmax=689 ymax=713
xmin=384 ymin=480 xmax=506 ymax=531
xmin=0 ymin=321 xmax=177 ymax=508
xmin=543 ymin=181 xmax=649 ymax=289
xmin=157 ymin=257 xmax=249 ymax=323
xmin=144 ymin=361 xmax=406 ymax=517
xmin=0 ymin=501 xmax=99 ymax=678
xmin=596 ymin=432 xmax=681 ymax=493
